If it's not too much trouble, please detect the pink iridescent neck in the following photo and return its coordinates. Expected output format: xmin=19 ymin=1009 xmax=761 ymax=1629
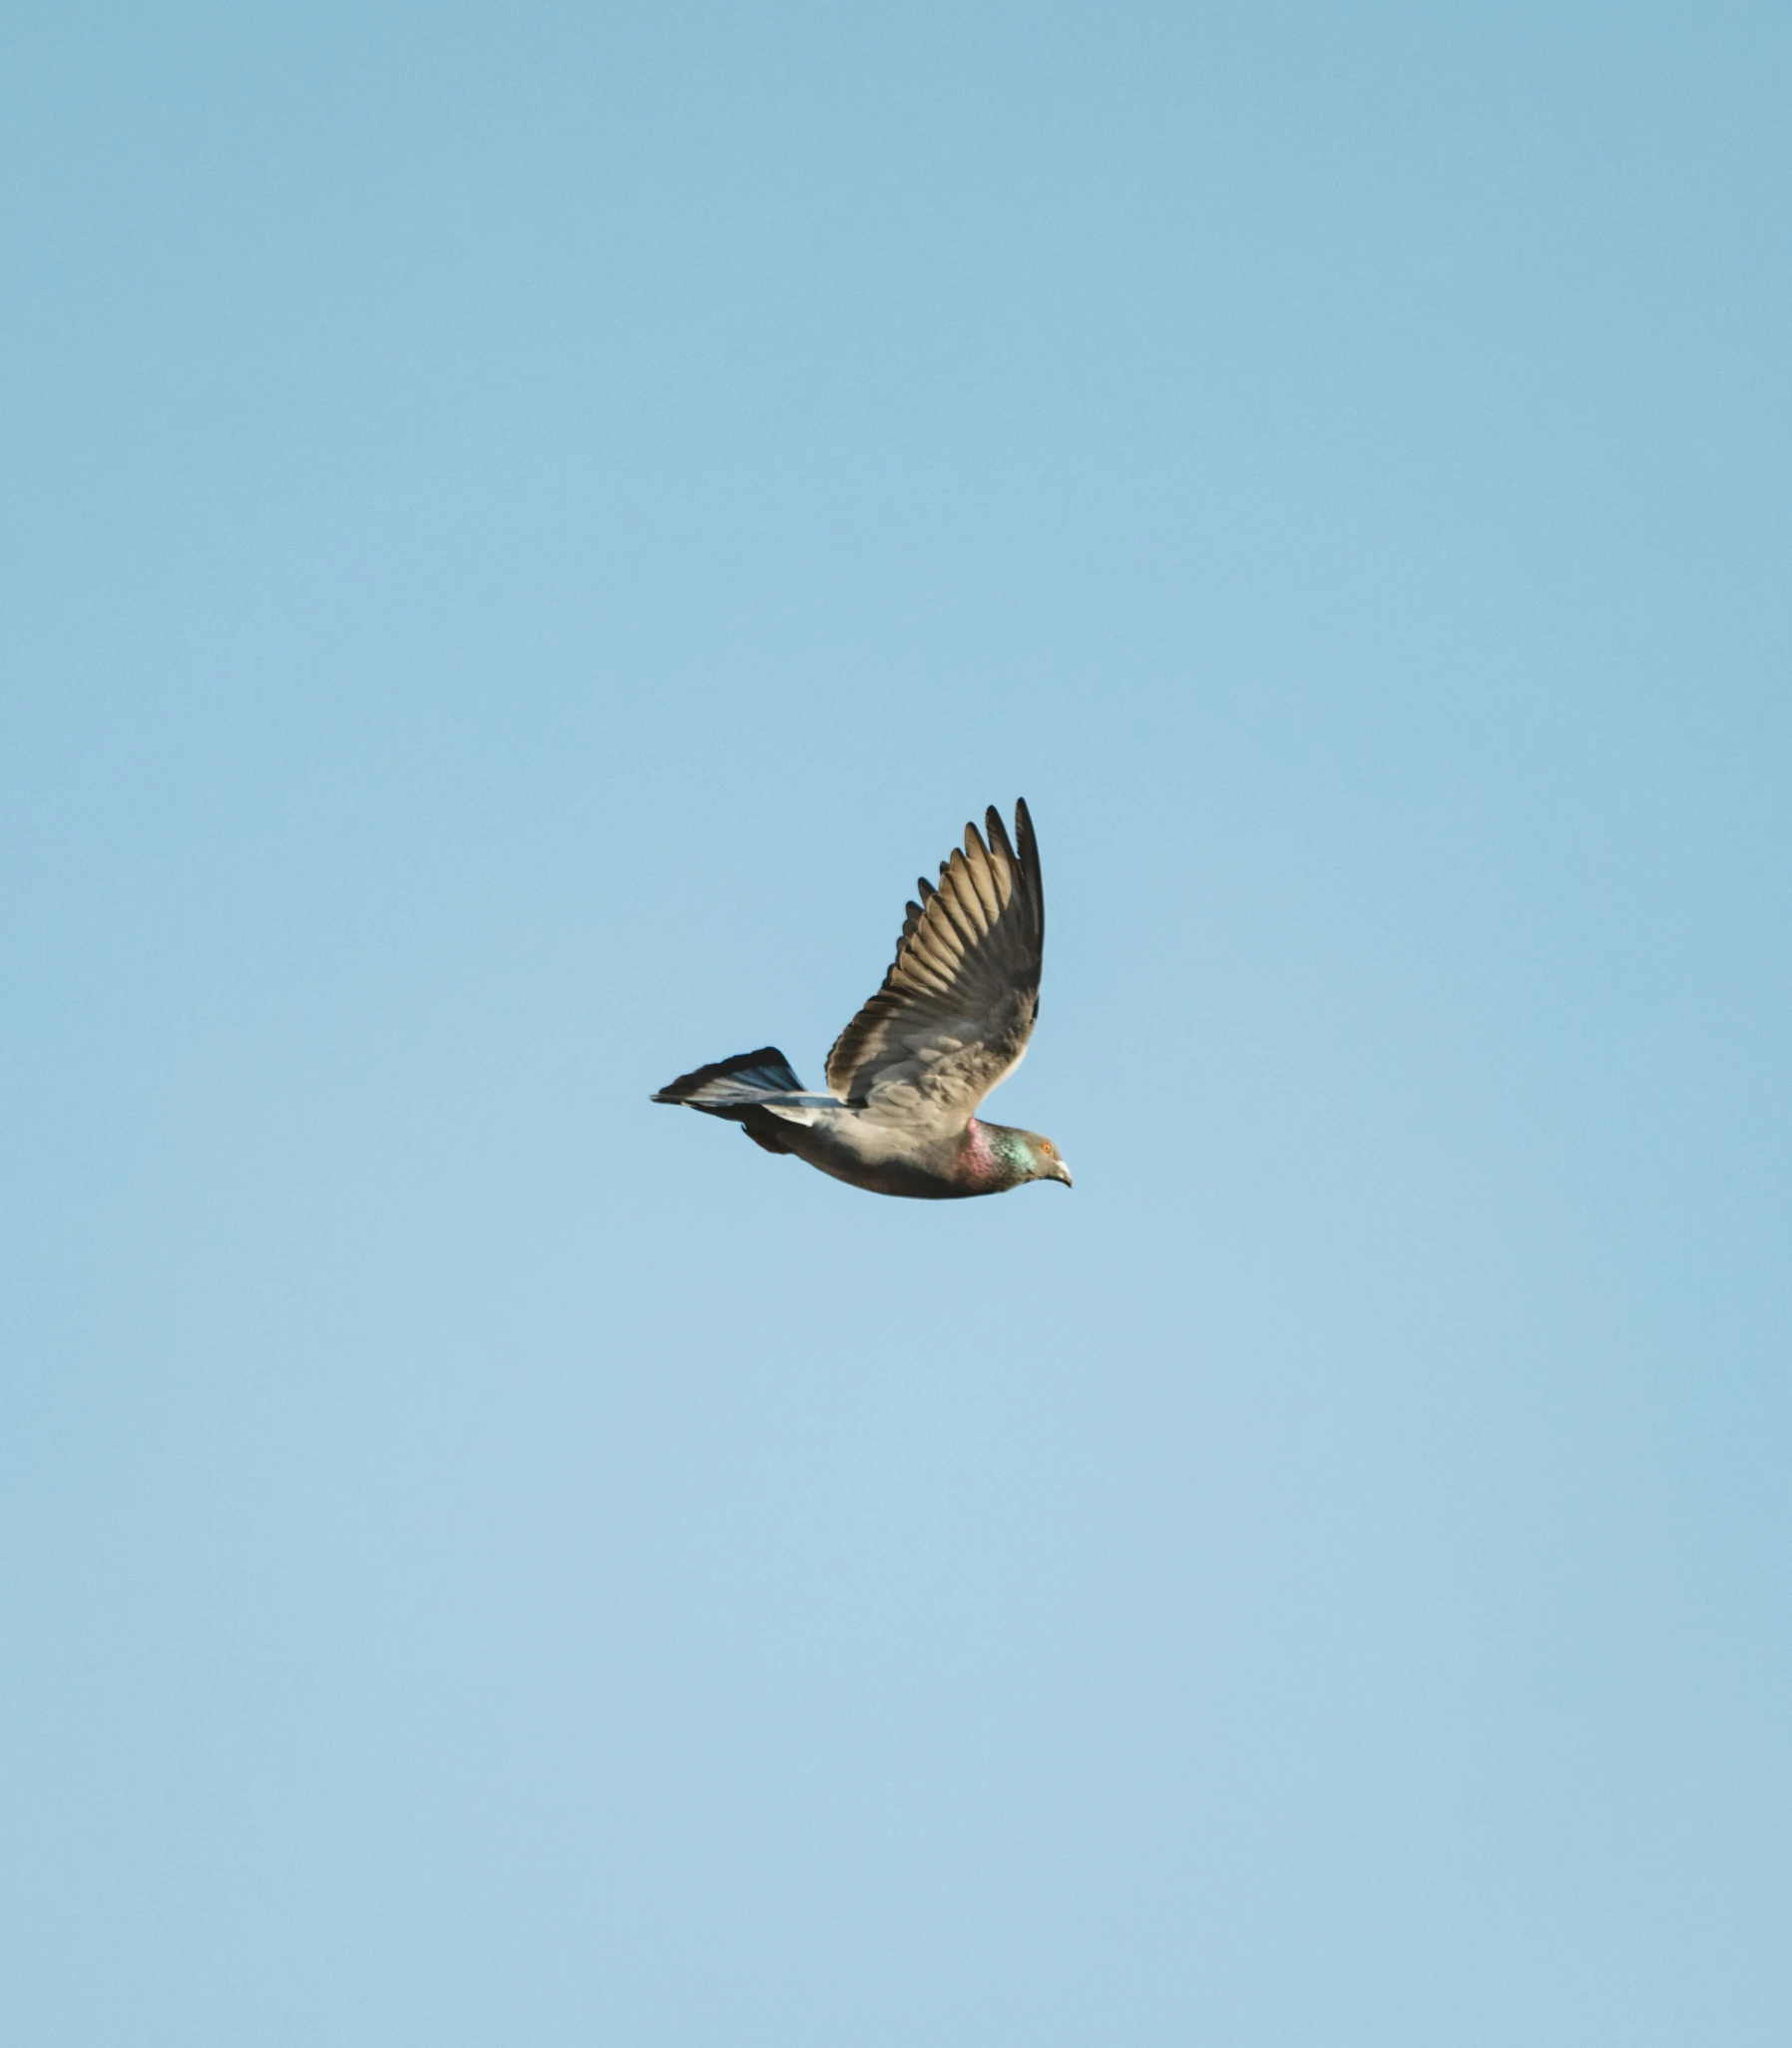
xmin=956 ymin=1119 xmax=1004 ymax=1193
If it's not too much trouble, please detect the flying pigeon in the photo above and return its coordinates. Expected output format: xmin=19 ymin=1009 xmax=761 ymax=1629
xmin=653 ymin=799 xmax=1071 ymax=1199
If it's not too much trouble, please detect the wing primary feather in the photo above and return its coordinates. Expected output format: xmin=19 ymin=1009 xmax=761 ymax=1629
xmin=984 ymin=807 xmax=1017 ymax=906
xmin=912 ymin=936 xmax=962 ymax=979
xmin=961 ymin=822 xmax=1003 ymax=922
xmin=936 ymin=857 xmax=987 ymax=946
xmin=1015 ymin=797 xmax=1043 ymax=943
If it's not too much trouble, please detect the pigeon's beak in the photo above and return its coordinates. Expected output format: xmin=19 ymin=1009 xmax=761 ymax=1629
xmin=1050 ymin=1158 xmax=1073 ymax=1188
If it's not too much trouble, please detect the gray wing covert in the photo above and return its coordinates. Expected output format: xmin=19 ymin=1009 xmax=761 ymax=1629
xmin=825 ymin=799 xmax=1045 ymax=1126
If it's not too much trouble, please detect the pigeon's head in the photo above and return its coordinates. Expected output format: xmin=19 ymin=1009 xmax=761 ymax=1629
xmin=985 ymin=1124 xmax=1073 ymax=1191
xmin=1029 ymin=1134 xmax=1074 ymax=1188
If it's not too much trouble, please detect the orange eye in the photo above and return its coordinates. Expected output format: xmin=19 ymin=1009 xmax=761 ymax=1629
xmin=1041 ymin=1141 xmax=1056 ymax=1157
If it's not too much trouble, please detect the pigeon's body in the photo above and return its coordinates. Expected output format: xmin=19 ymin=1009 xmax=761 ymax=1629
xmin=653 ymin=801 xmax=1071 ymax=1200
xmin=738 ymin=1096 xmax=1050 ymax=1201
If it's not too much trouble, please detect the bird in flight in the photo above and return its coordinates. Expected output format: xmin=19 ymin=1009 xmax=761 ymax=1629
xmin=653 ymin=799 xmax=1071 ymax=1199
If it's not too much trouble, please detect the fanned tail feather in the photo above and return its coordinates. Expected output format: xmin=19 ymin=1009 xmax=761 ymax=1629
xmin=652 ymin=1046 xmax=824 ymax=1158
xmin=651 ymin=1047 xmax=805 ymax=1111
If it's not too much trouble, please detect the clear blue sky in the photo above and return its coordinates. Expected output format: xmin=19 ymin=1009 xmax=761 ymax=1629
xmin=3 ymin=6 xmax=1788 ymax=2043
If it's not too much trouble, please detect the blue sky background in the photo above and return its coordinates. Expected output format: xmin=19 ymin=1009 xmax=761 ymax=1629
xmin=3 ymin=5 xmax=1788 ymax=2043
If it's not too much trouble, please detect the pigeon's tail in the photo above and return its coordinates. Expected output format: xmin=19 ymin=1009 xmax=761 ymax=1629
xmin=652 ymin=1048 xmax=832 ymax=1158
xmin=651 ymin=1047 xmax=808 ymax=1114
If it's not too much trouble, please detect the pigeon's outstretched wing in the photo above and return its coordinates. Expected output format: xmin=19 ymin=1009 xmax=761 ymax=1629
xmin=825 ymin=800 xmax=1044 ymax=1127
